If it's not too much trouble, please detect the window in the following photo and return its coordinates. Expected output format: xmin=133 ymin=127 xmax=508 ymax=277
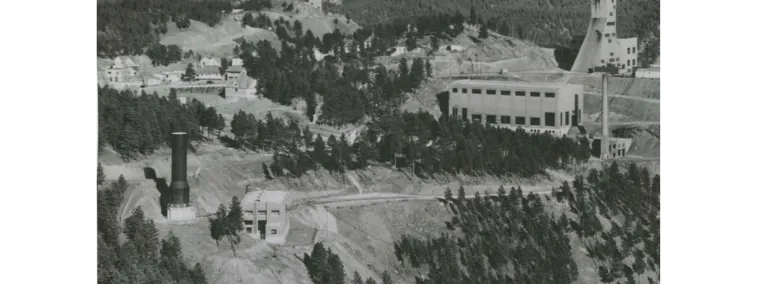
xmin=271 ymin=210 xmax=280 ymax=216
xmin=627 ymin=60 xmax=630 ymax=66
xmin=560 ymin=112 xmax=563 ymax=126
xmin=486 ymin=115 xmax=497 ymax=124
xmin=515 ymin=116 xmax=526 ymax=125
xmin=607 ymin=21 xmax=615 ymax=26
xmin=530 ymin=92 xmax=541 ymax=97
xmin=271 ymin=229 xmax=277 ymax=235
xmin=632 ymin=47 xmax=636 ymax=53
xmin=244 ymin=220 xmax=254 ymax=225
xmin=610 ymin=52 xmax=614 ymax=56
xmin=610 ymin=12 xmax=613 ymax=16
xmin=545 ymin=92 xmax=556 ymax=98
xmin=608 ymin=39 xmax=611 ymax=43
xmin=462 ymin=88 xmax=467 ymax=93
xmin=452 ymin=88 xmax=458 ymax=93
xmin=565 ymin=111 xmax=570 ymax=125
xmin=462 ymin=108 xmax=468 ymax=120
xmin=633 ymin=59 xmax=636 ymax=65
xmin=501 ymin=115 xmax=511 ymax=124
xmin=544 ymin=112 xmax=555 ymax=126
xmin=246 ymin=227 xmax=252 ymax=233
xmin=530 ymin=117 xmax=541 ymax=126
xmin=471 ymin=114 xmax=482 ymax=122
xmin=622 ymin=64 xmax=626 ymax=69
xmin=471 ymin=89 xmax=482 ymax=94
xmin=452 ymin=108 xmax=458 ymax=117
xmin=601 ymin=59 xmax=605 ymax=64
xmin=258 ymin=211 xmax=266 ymax=216
xmin=627 ymin=48 xmax=630 ymax=54
xmin=486 ymin=89 xmax=497 ymax=95
xmin=515 ymin=91 xmax=526 ymax=96
xmin=500 ymin=90 xmax=511 ymax=96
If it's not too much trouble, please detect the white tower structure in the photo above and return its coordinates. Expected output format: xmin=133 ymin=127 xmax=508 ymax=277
xmin=571 ymin=0 xmax=638 ymax=75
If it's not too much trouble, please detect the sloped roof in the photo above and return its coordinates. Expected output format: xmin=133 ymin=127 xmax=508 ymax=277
xmin=198 ymin=65 xmax=220 ymax=75
xmin=226 ymin=65 xmax=245 ymax=73
xmin=227 ymin=76 xmax=257 ymax=89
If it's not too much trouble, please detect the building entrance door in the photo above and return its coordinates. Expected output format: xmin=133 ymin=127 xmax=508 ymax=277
xmin=574 ymin=94 xmax=580 ymax=126
xmin=258 ymin=220 xmax=266 ymax=240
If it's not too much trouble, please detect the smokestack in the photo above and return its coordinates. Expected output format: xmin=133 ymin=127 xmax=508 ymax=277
xmin=170 ymin=132 xmax=190 ymax=205
xmin=601 ymin=73 xmax=610 ymax=159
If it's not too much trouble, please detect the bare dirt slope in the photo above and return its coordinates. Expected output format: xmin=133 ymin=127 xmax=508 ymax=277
xmin=161 ymin=19 xmax=281 ymax=58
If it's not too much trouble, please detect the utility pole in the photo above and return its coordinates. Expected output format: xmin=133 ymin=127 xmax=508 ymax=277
xmin=601 ymin=73 xmax=610 ymax=159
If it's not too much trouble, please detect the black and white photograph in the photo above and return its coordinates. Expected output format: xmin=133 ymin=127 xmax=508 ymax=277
xmin=5 ymin=0 xmax=767 ymax=283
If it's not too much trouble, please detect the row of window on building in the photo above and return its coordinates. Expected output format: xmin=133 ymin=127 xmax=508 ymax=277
xmin=453 ymin=108 xmax=580 ymax=127
xmin=452 ymin=87 xmax=558 ymax=98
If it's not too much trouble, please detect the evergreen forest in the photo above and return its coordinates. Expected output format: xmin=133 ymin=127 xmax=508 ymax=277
xmin=329 ymin=0 xmax=661 ymax=66
xmin=97 ymin=175 xmax=209 ymax=284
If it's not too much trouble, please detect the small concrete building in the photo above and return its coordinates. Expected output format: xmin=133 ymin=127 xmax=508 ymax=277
xmin=200 ymin=57 xmax=221 ymax=68
xmin=231 ymin=58 xmax=244 ymax=67
xmin=591 ymin=136 xmax=633 ymax=158
xmin=446 ymin=80 xmax=585 ymax=136
xmin=242 ymin=190 xmax=290 ymax=245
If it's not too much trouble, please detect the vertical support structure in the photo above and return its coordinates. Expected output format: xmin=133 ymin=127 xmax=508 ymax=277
xmin=601 ymin=73 xmax=610 ymax=159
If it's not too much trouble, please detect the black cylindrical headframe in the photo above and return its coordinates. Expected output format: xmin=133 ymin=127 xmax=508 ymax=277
xmin=170 ymin=132 xmax=190 ymax=205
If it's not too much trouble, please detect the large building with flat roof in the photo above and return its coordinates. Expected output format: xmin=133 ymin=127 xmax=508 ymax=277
xmin=447 ymin=80 xmax=584 ymax=136
xmin=242 ymin=190 xmax=290 ymax=245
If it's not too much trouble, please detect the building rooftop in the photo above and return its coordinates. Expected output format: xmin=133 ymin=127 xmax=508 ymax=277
xmin=226 ymin=65 xmax=245 ymax=73
xmin=198 ymin=66 xmax=220 ymax=75
xmin=449 ymin=79 xmax=581 ymax=89
xmin=243 ymin=190 xmax=289 ymax=204
xmin=227 ymin=76 xmax=257 ymax=88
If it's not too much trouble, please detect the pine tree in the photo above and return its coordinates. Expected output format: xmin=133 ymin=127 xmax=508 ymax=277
xmin=353 ymin=271 xmax=364 ymax=284
xmin=381 ymin=271 xmax=393 ymax=284
xmin=184 ymin=63 xmax=196 ymax=82
xmin=97 ymin=162 xmax=106 ymax=186
xmin=479 ymin=25 xmax=489 ymax=39
xmin=469 ymin=6 xmax=478 ymax=25
xmin=227 ymin=196 xmax=245 ymax=236
xmin=410 ymin=58 xmax=425 ymax=89
xmin=499 ymin=22 xmax=511 ymax=36
xmin=262 ymin=162 xmax=273 ymax=180
xmin=189 ymin=263 xmax=207 ymax=284
xmin=425 ymin=59 xmax=432 ymax=78
xmin=365 ymin=277 xmax=377 ymax=284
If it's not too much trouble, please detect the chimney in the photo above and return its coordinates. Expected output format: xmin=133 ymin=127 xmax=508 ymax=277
xmin=601 ymin=73 xmax=610 ymax=159
xmin=170 ymin=132 xmax=190 ymax=206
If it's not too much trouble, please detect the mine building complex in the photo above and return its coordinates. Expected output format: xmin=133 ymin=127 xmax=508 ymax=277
xmin=242 ymin=189 xmax=290 ymax=245
xmin=447 ymin=80 xmax=584 ymax=136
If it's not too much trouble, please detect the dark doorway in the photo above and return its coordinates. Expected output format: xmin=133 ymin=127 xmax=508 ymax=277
xmin=258 ymin=220 xmax=267 ymax=240
xmin=573 ymin=94 xmax=580 ymax=126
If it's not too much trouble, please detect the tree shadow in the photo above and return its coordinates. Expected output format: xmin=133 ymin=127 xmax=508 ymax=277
xmin=144 ymin=167 xmax=169 ymax=218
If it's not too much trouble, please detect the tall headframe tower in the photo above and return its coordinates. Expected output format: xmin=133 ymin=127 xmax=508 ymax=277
xmin=571 ymin=0 xmax=638 ymax=75
xmin=167 ymin=132 xmax=196 ymax=221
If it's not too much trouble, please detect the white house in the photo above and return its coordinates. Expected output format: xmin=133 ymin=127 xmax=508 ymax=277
xmin=200 ymin=57 xmax=221 ymax=68
xmin=196 ymin=66 xmax=224 ymax=82
xmin=225 ymin=76 xmax=258 ymax=98
xmin=111 ymin=56 xmax=138 ymax=69
xmin=231 ymin=58 xmax=243 ymax=67
xmin=389 ymin=46 xmax=407 ymax=56
xmin=142 ymin=74 xmax=162 ymax=86
xmin=161 ymin=71 xmax=184 ymax=83
xmin=226 ymin=65 xmax=247 ymax=80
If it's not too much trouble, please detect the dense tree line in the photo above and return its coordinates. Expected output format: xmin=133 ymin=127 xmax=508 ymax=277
xmin=98 ymin=86 xmax=225 ymax=161
xmin=208 ymin=197 xmax=244 ymax=256
xmin=98 ymin=175 xmax=208 ymax=284
xmin=238 ymin=34 xmax=431 ymax=126
xmin=259 ymin=109 xmax=591 ymax=179
xmin=390 ymin=162 xmax=660 ymax=283
xmin=303 ymin=242 xmax=393 ymax=284
xmin=145 ymin=43 xmax=183 ymax=66
xmin=97 ymin=0 xmax=233 ymax=57
xmin=329 ymin=0 xmax=661 ymax=65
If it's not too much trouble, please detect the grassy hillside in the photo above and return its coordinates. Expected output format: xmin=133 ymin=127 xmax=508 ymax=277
xmin=329 ymin=0 xmax=660 ymax=64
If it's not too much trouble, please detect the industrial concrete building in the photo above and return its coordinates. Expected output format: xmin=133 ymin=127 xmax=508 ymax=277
xmin=571 ymin=0 xmax=638 ymax=76
xmin=242 ymin=190 xmax=290 ymax=245
xmin=446 ymin=80 xmax=585 ymax=136
xmin=592 ymin=137 xmax=633 ymax=158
